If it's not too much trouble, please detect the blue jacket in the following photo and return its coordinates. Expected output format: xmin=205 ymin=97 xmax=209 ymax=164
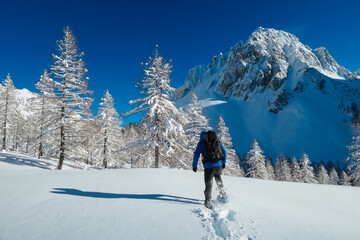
xmin=192 ymin=131 xmax=227 ymax=169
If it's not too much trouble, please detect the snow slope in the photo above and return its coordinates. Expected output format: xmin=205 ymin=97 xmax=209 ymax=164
xmin=1 ymin=152 xmax=360 ymax=240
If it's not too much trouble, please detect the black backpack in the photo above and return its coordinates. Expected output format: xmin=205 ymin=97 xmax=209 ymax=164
xmin=203 ymin=131 xmax=225 ymax=163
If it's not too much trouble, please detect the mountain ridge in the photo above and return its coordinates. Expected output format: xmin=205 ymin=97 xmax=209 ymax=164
xmin=176 ymin=27 xmax=360 ymax=163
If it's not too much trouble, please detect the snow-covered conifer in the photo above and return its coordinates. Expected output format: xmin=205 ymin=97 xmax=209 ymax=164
xmin=346 ymin=126 xmax=360 ymax=186
xmin=50 ymin=26 xmax=93 ymax=169
xmin=265 ymin=155 xmax=275 ymax=180
xmin=125 ymin=46 xmax=187 ymax=168
xmin=339 ymin=170 xmax=351 ymax=186
xmin=96 ymin=90 xmax=123 ymax=168
xmin=328 ymin=168 xmax=340 ymax=185
xmin=290 ymin=157 xmax=301 ymax=182
xmin=217 ymin=115 xmax=241 ymax=176
xmin=0 ymin=74 xmax=18 ymax=151
xmin=184 ymin=93 xmax=211 ymax=152
xmin=245 ymin=140 xmax=268 ymax=179
xmin=299 ymin=153 xmax=317 ymax=184
xmin=317 ymin=163 xmax=330 ymax=184
xmin=275 ymin=153 xmax=292 ymax=182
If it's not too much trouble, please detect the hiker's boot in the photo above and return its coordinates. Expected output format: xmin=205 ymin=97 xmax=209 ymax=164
xmin=204 ymin=199 xmax=213 ymax=209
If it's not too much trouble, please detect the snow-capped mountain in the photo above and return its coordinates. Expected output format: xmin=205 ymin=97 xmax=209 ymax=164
xmin=177 ymin=27 xmax=360 ymax=163
xmin=15 ymin=88 xmax=37 ymax=119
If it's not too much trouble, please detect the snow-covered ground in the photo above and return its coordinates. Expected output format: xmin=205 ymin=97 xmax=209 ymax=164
xmin=1 ymin=151 xmax=359 ymax=240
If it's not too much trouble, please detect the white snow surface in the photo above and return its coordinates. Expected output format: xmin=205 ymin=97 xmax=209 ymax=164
xmin=1 ymin=151 xmax=360 ymax=240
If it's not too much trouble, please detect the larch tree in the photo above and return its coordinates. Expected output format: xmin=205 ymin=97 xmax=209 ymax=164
xmin=35 ymin=70 xmax=58 ymax=159
xmin=124 ymin=46 xmax=187 ymax=168
xmin=0 ymin=74 xmax=18 ymax=151
xmin=96 ymin=90 xmax=123 ymax=168
xmin=50 ymin=26 xmax=93 ymax=169
xmin=299 ymin=153 xmax=317 ymax=184
xmin=245 ymin=139 xmax=268 ymax=179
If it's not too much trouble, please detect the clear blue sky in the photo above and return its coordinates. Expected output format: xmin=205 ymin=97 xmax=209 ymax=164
xmin=1 ymin=0 xmax=359 ymax=123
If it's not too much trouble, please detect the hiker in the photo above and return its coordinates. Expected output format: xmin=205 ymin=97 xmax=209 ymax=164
xmin=192 ymin=130 xmax=228 ymax=209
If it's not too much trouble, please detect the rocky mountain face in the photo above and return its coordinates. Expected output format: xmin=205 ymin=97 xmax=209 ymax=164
xmin=177 ymin=27 xmax=360 ymax=163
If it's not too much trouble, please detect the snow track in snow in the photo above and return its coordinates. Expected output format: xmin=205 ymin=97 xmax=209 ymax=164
xmin=193 ymin=201 xmax=258 ymax=240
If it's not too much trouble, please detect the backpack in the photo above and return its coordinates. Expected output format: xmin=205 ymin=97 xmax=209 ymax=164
xmin=202 ymin=131 xmax=225 ymax=163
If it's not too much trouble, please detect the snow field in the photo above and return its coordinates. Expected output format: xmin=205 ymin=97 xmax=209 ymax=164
xmin=1 ymin=152 xmax=360 ymax=240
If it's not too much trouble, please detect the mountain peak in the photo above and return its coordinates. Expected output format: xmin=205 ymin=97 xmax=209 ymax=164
xmin=177 ymin=27 xmax=360 ymax=163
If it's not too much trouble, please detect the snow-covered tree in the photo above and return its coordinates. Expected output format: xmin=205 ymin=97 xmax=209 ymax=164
xmin=339 ymin=170 xmax=351 ymax=186
xmin=35 ymin=70 xmax=58 ymax=159
xmin=265 ymin=155 xmax=275 ymax=180
xmin=95 ymin=90 xmax=123 ymax=168
xmin=217 ymin=115 xmax=241 ymax=176
xmin=50 ymin=26 xmax=93 ymax=169
xmin=299 ymin=153 xmax=317 ymax=184
xmin=244 ymin=140 xmax=268 ymax=179
xmin=125 ymin=46 xmax=187 ymax=169
xmin=290 ymin=157 xmax=301 ymax=182
xmin=275 ymin=153 xmax=292 ymax=182
xmin=328 ymin=168 xmax=340 ymax=185
xmin=184 ymin=93 xmax=211 ymax=153
xmin=346 ymin=126 xmax=360 ymax=186
xmin=122 ymin=123 xmax=141 ymax=168
xmin=0 ymin=74 xmax=18 ymax=151
xmin=317 ymin=163 xmax=330 ymax=184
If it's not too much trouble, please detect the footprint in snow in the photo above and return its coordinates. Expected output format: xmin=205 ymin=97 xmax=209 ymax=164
xmin=192 ymin=202 xmax=255 ymax=240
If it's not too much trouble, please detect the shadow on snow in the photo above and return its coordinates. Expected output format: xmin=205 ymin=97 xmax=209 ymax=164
xmin=0 ymin=152 xmax=53 ymax=170
xmin=50 ymin=188 xmax=201 ymax=205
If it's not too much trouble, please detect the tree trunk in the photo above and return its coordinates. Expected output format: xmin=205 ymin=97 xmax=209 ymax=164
xmin=103 ymin=132 xmax=108 ymax=169
xmin=58 ymin=104 xmax=65 ymax=170
xmin=38 ymin=142 xmax=43 ymax=159
xmin=38 ymin=98 xmax=45 ymax=159
xmin=2 ymin=91 xmax=9 ymax=151
xmin=155 ymin=145 xmax=159 ymax=168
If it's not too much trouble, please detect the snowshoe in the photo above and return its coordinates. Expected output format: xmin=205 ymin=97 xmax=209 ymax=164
xmin=218 ymin=191 xmax=229 ymax=203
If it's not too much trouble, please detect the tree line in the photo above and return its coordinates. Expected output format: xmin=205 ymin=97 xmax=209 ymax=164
xmin=0 ymin=26 xmax=359 ymax=187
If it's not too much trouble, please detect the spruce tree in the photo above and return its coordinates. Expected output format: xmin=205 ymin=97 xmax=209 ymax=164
xmin=290 ymin=157 xmax=301 ymax=182
xmin=276 ymin=153 xmax=292 ymax=182
xmin=217 ymin=115 xmax=241 ymax=176
xmin=265 ymin=155 xmax=275 ymax=180
xmin=346 ymin=125 xmax=360 ymax=186
xmin=328 ymin=168 xmax=340 ymax=185
xmin=185 ymin=93 xmax=211 ymax=152
xmin=245 ymin=140 xmax=268 ymax=179
xmin=50 ymin=26 xmax=93 ymax=169
xmin=339 ymin=170 xmax=351 ymax=186
xmin=299 ymin=153 xmax=317 ymax=184
xmin=96 ymin=90 xmax=123 ymax=168
xmin=317 ymin=163 xmax=330 ymax=184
